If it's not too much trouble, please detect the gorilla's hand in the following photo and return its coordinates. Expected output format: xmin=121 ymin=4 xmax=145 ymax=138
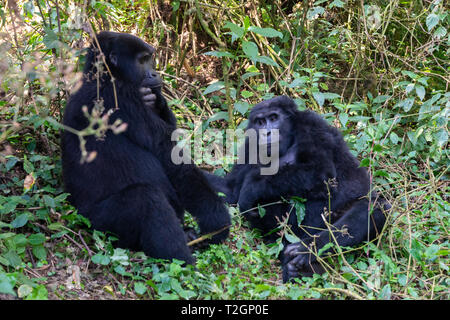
xmin=237 ymin=188 xmax=257 ymax=213
xmin=237 ymin=172 xmax=261 ymax=212
xmin=281 ymin=241 xmax=325 ymax=283
xmin=139 ymin=86 xmax=157 ymax=108
xmin=184 ymin=227 xmax=209 ymax=251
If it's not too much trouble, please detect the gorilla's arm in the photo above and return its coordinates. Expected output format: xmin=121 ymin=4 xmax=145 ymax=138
xmin=237 ymin=148 xmax=337 ymax=212
xmin=202 ymin=171 xmax=231 ymax=198
xmin=165 ymin=163 xmax=231 ymax=242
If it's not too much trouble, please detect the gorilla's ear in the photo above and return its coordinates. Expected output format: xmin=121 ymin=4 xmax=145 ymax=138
xmin=109 ymin=51 xmax=118 ymax=67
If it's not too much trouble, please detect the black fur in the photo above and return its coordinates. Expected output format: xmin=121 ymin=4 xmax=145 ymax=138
xmin=62 ymin=32 xmax=230 ymax=264
xmin=206 ymin=96 xmax=389 ymax=282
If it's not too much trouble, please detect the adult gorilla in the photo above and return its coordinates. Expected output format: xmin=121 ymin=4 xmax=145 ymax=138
xmin=206 ymin=96 xmax=390 ymax=282
xmin=62 ymin=32 xmax=230 ymax=265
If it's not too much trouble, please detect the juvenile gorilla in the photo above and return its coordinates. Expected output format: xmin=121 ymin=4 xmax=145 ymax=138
xmin=206 ymin=96 xmax=389 ymax=282
xmin=62 ymin=31 xmax=230 ymax=264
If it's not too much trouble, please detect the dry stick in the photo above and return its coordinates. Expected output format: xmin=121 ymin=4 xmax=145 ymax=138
xmin=320 ymin=213 xmax=377 ymax=293
xmin=78 ymin=230 xmax=94 ymax=257
xmin=258 ymin=201 xmax=368 ymax=296
xmin=285 ymin=221 xmax=368 ymax=296
xmin=187 ymin=225 xmax=230 ymax=247
xmin=88 ymin=27 xmax=119 ymax=110
xmin=403 ymin=175 xmax=414 ymax=296
xmin=187 ymin=200 xmax=285 ymax=247
xmin=366 ymin=139 xmax=376 ymax=252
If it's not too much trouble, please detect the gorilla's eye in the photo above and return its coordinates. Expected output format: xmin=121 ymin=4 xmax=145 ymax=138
xmin=268 ymin=113 xmax=278 ymax=122
xmin=255 ymin=118 xmax=265 ymax=126
xmin=138 ymin=53 xmax=151 ymax=64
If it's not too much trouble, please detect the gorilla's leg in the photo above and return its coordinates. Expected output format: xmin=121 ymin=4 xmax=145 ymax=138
xmin=88 ymin=184 xmax=194 ymax=264
xmin=282 ymin=198 xmax=388 ymax=282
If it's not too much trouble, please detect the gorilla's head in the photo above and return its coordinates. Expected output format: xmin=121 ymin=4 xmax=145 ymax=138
xmin=247 ymin=96 xmax=297 ymax=157
xmin=84 ymin=31 xmax=162 ymax=90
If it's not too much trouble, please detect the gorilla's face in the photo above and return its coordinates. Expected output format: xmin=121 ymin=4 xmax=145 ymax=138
xmin=101 ymin=32 xmax=162 ymax=89
xmin=135 ymin=51 xmax=162 ymax=90
xmin=248 ymin=99 xmax=294 ymax=157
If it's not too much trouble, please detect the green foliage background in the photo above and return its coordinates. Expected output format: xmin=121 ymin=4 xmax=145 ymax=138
xmin=0 ymin=0 xmax=448 ymax=300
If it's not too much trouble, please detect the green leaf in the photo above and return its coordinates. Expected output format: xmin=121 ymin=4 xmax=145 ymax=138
xmin=11 ymin=214 xmax=28 ymax=228
xmin=48 ymin=222 xmax=63 ymax=230
xmin=224 ymin=21 xmax=244 ymax=37
xmin=426 ymin=13 xmax=439 ymax=31
xmin=24 ymin=285 xmax=48 ymax=300
xmin=111 ymin=248 xmax=129 ymax=265
xmin=307 ymin=6 xmax=325 ymax=20
xmin=374 ymin=170 xmax=389 ymax=177
xmin=389 ymin=132 xmax=399 ymax=144
xmin=28 ymin=233 xmax=46 ymax=246
xmin=224 ymin=21 xmax=244 ymax=42
xmin=257 ymin=204 xmax=266 ymax=218
xmin=284 ymin=233 xmax=300 ymax=244
xmin=373 ymin=95 xmax=390 ymax=104
xmin=23 ymin=158 xmax=34 ymax=174
xmin=206 ymin=111 xmax=229 ymax=125
xmin=248 ymin=26 xmax=283 ymax=38
xmin=379 ymin=284 xmax=391 ymax=300
xmin=395 ymin=97 xmax=415 ymax=112
xmin=435 ymin=129 xmax=448 ymax=147
xmin=359 ymin=158 xmax=371 ymax=167
xmin=398 ymin=274 xmax=407 ymax=286
xmin=171 ymin=1 xmax=180 ymax=11
xmin=402 ymin=70 xmax=419 ymax=80
xmin=204 ymin=51 xmax=234 ymax=58
xmin=243 ymin=16 xmax=251 ymax=31
xmin=0 ymin=221 xmax=11 ymax=229
xmin=203 ymin=81 xmax=225 ymax=95
xmin=329 ymin=0 xmax=345 ymax=8
xmin=433 ymin=26 xmax=447 ymax=38
xmin=339 ymin=113 xmax=348 ymax=127
xmin=0 ymin=273 xmax=16 ymax=296
xmin=240 ymin=90 xmax=253 ymax=99
xmin=0 ymin=201 xmax=17 ymax=214
xmin=415 ymin=85 xmax=425 ymax=101
xmin=17 ymin=284 xmax=33 ymax=298
xmin=313 ymin=92 xmax=325 ymax=107
xmin=43 ymin=28 xmax=59 ymax=50
xmin=417 ymin=77 xmax=429 ymax=86
xmin=32 ymin=245 xmax=47 ymax=260
xmin=134 ymin=282 xmax=147 ymax=295
xmin=13 ymin=234 xmax=28 ymax=247
xmin=253 ymin=55 xmax=280 ymax=68
xmin=92 ymin=253 xmax=111 ymax=265
xmin=5 ymin=156 xmax=19 ymax=171
xmin=317 ymin=242 xmax=333 ymax=256
xmin=294 ymin=201 xmax=306 ymax=226
xmin=373 ymin=144 xmax=383 ymax=152
xmin=288 ymin=77 xmax=307 ymax=88
xmin=322 ymin=92 xmax=340 ymax=100
xmin=4 ymin=250 xmax=22 ymax=268
xmin=234 ymin=101 xmax=250 ymax=115
xmin=43 ymin=195 xmax=56 ymax=208
xmin=405 ymin=83 xmax=415 ymax=94
xmin=241 ymin=71 xmax=262 ymax=81
xmin=242 ymin=41 xmax=259 ymax=58
xmin=407 ymin=131 xmax=417 ymax=145
xmin=267 ymin=241 xmax=284 ymax=256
